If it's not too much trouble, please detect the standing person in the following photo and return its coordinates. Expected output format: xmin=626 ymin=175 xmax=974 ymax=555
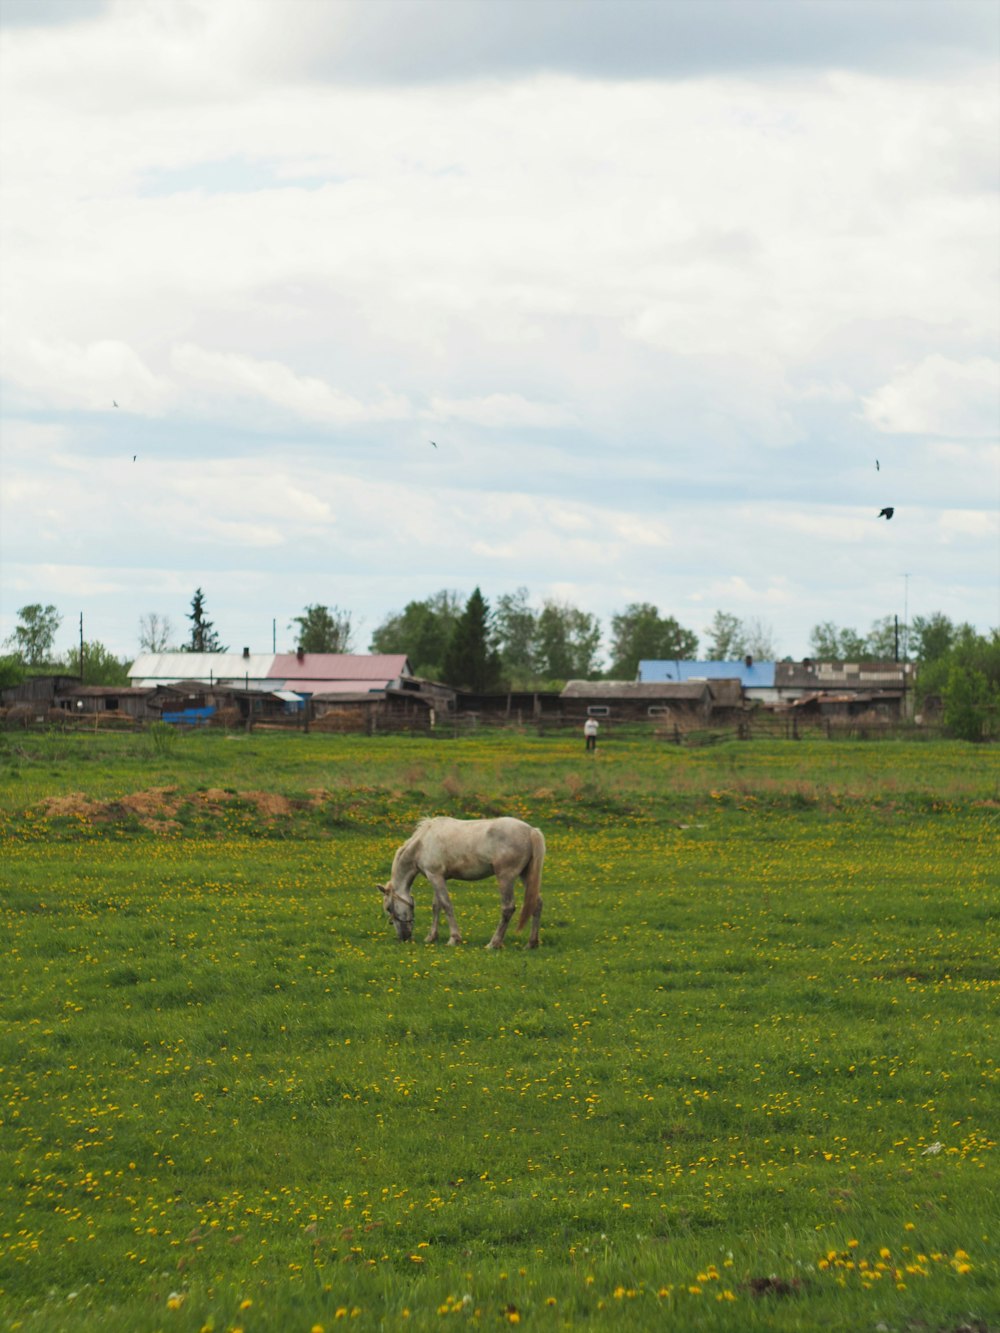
xmin=584 ymin=716 xmax=599 ymax=752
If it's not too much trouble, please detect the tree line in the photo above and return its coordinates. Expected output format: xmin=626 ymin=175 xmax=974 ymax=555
xmin=2 ymin=591 xmax=997 ymax=738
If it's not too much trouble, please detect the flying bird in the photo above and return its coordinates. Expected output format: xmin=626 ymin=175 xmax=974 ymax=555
xmin=876 ymin=459 xmax=879 ymax=470
xmin=113 ymin=400 xmax=119 ymax=408
xmin=878 ymin=507 xmax=894 ymax=520
xmin=133 ymin=455 xmax=136 ymax=462
xmin=429 ymin=440 xmax=438 ymax=448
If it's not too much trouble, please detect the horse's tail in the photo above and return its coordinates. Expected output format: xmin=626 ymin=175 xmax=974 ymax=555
xmin=517 ymin=826 xmax=546 ymax=932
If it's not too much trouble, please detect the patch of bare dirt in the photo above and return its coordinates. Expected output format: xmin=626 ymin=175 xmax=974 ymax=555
xmin=240 ymin=790 xmax=293 ymax=818
xmin=38 ymin=786 xmax=295 ymax=833
xmin=119 ymin=787 xmax=180 ymax=818
xmin=41 ymin=793 xmax=103 ymax=818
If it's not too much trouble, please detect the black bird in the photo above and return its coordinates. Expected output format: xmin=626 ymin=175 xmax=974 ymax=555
xmin=876 ymin=459 xmax=879 ymax=470
xmin=878 ymin=507 xmax=894 ymax=520
xmin=132 ymin=455 xmax=136 ymax=462
xmin=429 ymin=440 xmax=438 ymax=448
xmin=113 ymin=400 xmax=119 ymax=408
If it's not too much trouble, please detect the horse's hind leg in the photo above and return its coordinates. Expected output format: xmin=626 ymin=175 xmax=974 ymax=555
xmin=525 ymin=881 xmax=543 ymax=949
xmin=487 ymin=875 xmax=517 ymax=950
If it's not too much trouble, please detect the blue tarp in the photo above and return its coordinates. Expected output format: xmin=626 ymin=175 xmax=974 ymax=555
xmin=161 ymin=706 xmax=216 ymax=726
xmin=638 ymin=660 xmax=776 ymax=687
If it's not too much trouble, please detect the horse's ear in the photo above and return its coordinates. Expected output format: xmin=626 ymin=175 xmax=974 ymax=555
xmin=375 ymin=882 xmax=388 ymax=894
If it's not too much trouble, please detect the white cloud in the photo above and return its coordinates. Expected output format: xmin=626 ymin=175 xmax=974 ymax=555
xmin=1 ymin=3 xmax=997 ymax=658
xmin=426 ymin=393 xmax=576 ymax=429
xmin=863 ymin=355 xmax=1000 ymax=438
xmin=171 ymin=344 xmax=411 ymax=425
xmin=2 ymin=337 xmax=171 ymax=413
xmin=938 ymin=508 xmax=1000 ymax=539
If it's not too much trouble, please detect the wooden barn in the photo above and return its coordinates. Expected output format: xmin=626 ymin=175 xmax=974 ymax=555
xmin=560 ymin=679 xmax=721 ymax=724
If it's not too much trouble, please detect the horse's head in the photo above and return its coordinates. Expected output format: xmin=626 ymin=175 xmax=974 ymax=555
xmin=377 ymin=882 xmax=414 ymax=941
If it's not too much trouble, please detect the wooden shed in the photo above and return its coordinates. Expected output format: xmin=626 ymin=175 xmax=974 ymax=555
xmin=560 ymin=679 xmax=717 ymax=722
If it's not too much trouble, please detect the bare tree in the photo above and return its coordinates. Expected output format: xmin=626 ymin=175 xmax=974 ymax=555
xmin=138 ymin=613 xmax=174 ymax=653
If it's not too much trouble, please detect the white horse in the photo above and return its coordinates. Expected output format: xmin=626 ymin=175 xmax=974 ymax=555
xmin=377 ymin=816 xmax=545 ymax=949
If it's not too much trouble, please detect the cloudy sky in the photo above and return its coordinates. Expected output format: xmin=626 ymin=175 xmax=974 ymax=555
xmin=1 ymin=0 xmax=998 ymax=665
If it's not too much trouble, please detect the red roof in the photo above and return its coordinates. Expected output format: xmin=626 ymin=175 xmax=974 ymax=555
xmin=269 ymin=654 xmax=409 ymax=686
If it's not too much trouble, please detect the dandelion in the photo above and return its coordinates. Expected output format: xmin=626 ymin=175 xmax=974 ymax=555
xmin=166 ymin=1292 xmax=185 ymax=1310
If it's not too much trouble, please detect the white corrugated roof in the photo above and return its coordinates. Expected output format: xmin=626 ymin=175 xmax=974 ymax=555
xmin=129 ymin=652 xmax=277 ymax=686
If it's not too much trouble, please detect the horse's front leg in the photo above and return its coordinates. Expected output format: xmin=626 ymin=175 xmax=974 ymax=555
xmin=426 ymin=892 xmax=442 ymax=944
xmin=486 ymin=876 xmax=517 ymax=950
xmin=427 ymin=874 xmax=462 ymax=944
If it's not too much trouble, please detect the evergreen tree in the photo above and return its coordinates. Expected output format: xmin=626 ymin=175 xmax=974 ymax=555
xmin=184 ymin=588 xmax=227 ymax=653
xmin=442 ymin=588 xmax=502 ymax=692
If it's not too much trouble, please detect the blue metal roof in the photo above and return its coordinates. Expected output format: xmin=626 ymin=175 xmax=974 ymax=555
xmin=638 ymin=659 xmax=776 ymax=687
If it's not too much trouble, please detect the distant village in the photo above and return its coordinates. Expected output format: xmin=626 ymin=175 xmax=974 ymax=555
xmin=1 ymin=648 xmax=921 ymax=738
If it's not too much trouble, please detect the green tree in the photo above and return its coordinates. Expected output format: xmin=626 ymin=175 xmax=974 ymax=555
xmin=704 ymin=611 xmax=745 ymax=660
xmin=535 ymin=601 xmax=602 ymax=681
xmin=6 ymin=603 xmax=61 ymax=666
xmin=609 ymin=603 xmax=698 ymax=679
xmin=183 ymin=588 xmax=227 ymax=653
xmin=941 ymin=664 xmax=995 ymax=741
xmin=0 ymin=654 xmax=26 ymax=689
xmin=494 ymin=588 xmax=538 ymax=680
xmin=60 ymin=641 xmax=132 ymax=686
xmin=910 ymin=612 xmax=955 ymax=664
xmin=442 ymin=587 xmax=503 ymax=692
xmin=865 ymin=616 xmax=900 ymax=661
xmin=704 ymin=612 xmax=777 ymax=661
xmin=369 ymin=591 xmax=462 ymax=678
xmin=291 ymin=604 xmax=354 ymax=653
xmin=809 ymin=622 xmax=868 ymax=661
xmin=915 ymin=624 xmax=999 ymax=716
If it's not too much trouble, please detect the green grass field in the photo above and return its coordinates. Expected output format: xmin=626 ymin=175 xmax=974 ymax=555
xmin=1 ymin=731 xmax=998 ymax=1332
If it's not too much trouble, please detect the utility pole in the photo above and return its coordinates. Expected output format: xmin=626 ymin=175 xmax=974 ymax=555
xmin=903 ymin=573 xmax=910 ymax=660
xmin=273 ymin=618 xmax=277 ymax=653
xmin=79 ymin=613 xmax=84 ymax=681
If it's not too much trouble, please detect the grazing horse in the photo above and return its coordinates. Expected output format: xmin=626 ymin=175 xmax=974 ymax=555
xmin=377 ymin=816 xmax=545 ymax=949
